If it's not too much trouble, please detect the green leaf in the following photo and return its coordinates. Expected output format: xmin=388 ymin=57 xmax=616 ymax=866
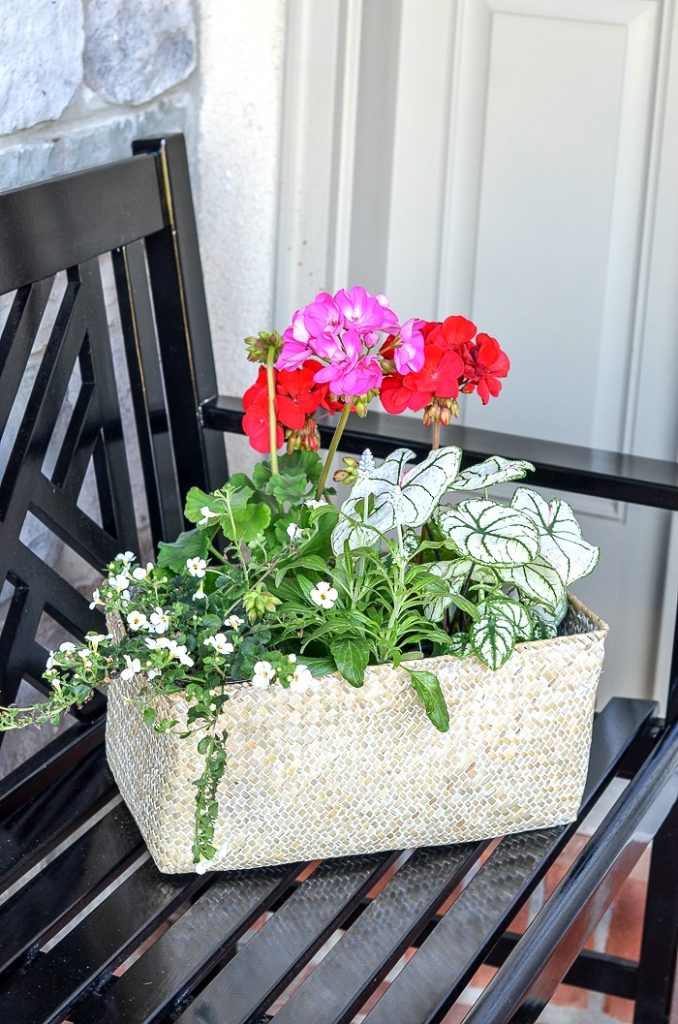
xmin=184 ymin=486 xmax=224 ymax=525
xmin=452 ymin=456 xmax=535 ymax=492
xmin=157 ymin=529 xmax=209 ymax=573
xmin=422 ymin=559 xmax=489 ymax=622
xmin=510 ymin=487 xmax=599 ymax=585
xmin=437 ymin=498 xmax=539 ymax=567
xmin=532 ymin=620 xmax=557 ymax=640
xmin=469 ymin=602 xmax=519 ymax=670
xmin=220 ymin=500 xmax=271 ymax=544
xmin=446 ymin=633 xmax=470 ymax=657
xmin=497 ymin=556 xmax=565 ymax=610
xmin=331 ymin=638 xmax=370 ymax=687
xmin=265 ymin=469 xmax=311 ymax=504
xmin=407 ymin=669 xmax=450 ymax=732
xmin=301 ymin=655 xmax=338 ymax=677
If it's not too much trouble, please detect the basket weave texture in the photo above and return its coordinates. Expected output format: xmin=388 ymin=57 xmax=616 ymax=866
xmin=106 ymin=596 xmax=607 ymax=874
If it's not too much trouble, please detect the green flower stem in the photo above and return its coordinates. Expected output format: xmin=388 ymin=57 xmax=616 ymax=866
xmin=315 ymin=403 xmax=352 ymax=499
xmin=266 ymin=347 xmax=279 ymax=476
xmin=432 ymin=420 xmax=441 ymax=451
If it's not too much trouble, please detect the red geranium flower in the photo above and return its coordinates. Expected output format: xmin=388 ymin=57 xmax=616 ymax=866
xmin=428 ymin=315 xmax=476 ymax=353
xmin=242 ymin=360 xmax=339 ymax=453
xmin=242 ymin=372 xmax=284 ymax=453
xmin=462 ymin=334 xmax=510 ymax=405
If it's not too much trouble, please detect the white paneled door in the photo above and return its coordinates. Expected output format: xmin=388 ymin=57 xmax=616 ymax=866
xmin=275 ymin=0 xmax=678 ymax=706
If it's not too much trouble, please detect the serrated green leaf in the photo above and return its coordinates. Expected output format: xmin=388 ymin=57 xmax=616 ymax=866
xmin=157 ymin=529 xmax=209 ymax=573
xmin=220 ymin=500 xmax=271 ymax=544
xmin=184 ymin=486 xmax=226 ymax=525
xmin=452 ymin=456 xmax=535 ymax=492
xmin=407 ymin=669 xmax=450 ymax=731
xmin=511 ymin=487 xmax=599 ymax=585
xmin=331 ymin=638 xmax=370 ymax=687
xmin=437 ymin=499 xmax=539 ymax=567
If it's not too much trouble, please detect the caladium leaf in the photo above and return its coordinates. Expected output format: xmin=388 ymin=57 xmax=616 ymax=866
xmin=469 ymin=604 xmax=517 ymax=670
xmin=511 ymin=487 xmax=599 ymax=585
xmin=436 ymin=499 xmax=539 ymax=567
xmin=332 ymin=446 xmax=462 ymax=553
xmin=497 ymin=556 xmax=565 ymax=611
xmin=533 ymin=589 xmax=570 ymax=629
xmin=484 ymin=597 xmax=532 ymax=640
xmin=452 ymin=456 xmax=535 ymax=492
xmin=423 ymin=559 xmax=486 ymax=621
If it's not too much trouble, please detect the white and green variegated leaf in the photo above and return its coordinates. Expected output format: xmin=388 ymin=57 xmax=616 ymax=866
xmin=436 ymin=499 xmax=539 ymax=567
xmin=394 ymin=446 xmax=462 ymax=528
xmin=423 ymin=558 xmax=494 ymax=622
xmin=452 ymin=456 xmax=535 ymax=492
xmin=533 ymin=589 xmax=570 ymax=629
xmin=332 ymin=446 xmax=462 ymax=553
xmin=483 ymin=597 xmax=532 ymax=640
xmin=470 ymin=602 xmax=518 ymax=670
xmin=497 ymin=556 xmax=565 ymax=611
xmin=511 ymin=487 xmax=599 ymax=585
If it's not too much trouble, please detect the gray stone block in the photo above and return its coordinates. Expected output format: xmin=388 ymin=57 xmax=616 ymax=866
xmin=0 ymin=0 xmax=84 ymax=134
xmin=84 ymin=0 xmax=197 ymax=105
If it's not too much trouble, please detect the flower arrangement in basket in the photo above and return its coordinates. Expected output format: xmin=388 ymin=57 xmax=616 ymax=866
xmin=0 ymin=288 xmax=607 ymax=874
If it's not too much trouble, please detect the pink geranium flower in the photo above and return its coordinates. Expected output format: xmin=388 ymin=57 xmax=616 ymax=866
xmin=334 ymin=286 xmax=398 ymax=333
xmin=277 ymin=310 xmax=314 ymax=370
xmin=393 ymin=318 xmax=426 ymax=374
xmin=313 ymin=330 xmax=383 ymax=396
xmin=303 ymin=292 xmax=343 ymax=338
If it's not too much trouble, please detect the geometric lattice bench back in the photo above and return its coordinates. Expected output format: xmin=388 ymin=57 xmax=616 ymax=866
xmin=0 ymin=136 xmax=227 ymax=760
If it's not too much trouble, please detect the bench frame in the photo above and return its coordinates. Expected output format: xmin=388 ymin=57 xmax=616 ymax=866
xmin=0 ymin=135 xmax=676 ymax=1024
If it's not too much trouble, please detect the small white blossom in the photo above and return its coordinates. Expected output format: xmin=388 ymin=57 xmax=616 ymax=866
xmin=89 ymin=588 xmax=103 ymax=610
xmin=109 ymin=572 xmax=131 ymax=593
xmin=286 ymin=523 xmax=303 ymax=541
xmin=59 ymin=641 xmax=77 ymax=653
xmin=304 ymin=498 xmax=326 ymax=509
xmin=224 ymin=614 xmax=244 ymax=630
xmin=85 ymin=633 xmax=110 ymax=649
xmin=192 ymin=584 xmax=206 ymax=601
xmin=46 ymin=652 xmax=55 ymax=670
xmin=251 ymin=659 xmax=276 ymax=689
xmin=287 ymin=653 xmax=297 ymax=663
xmin=198 ymin=506 xmax=219 ymax=527
xmin=309 ymin=582 xmax=338 ymax=610
xmin=204 ymin=634 xmax=234 ymax=656
xmin=132 ymin=566 xmax=148 ymax=581
xmin=186 ymin=557 xmax=207 ymax=578
xmin=126 ymin=610 xmax=149 ymax=632
xmin=116 ymin=551 xmax=136 ymax=565
xmin=147 ymin=668 xmax=161 ymax=680
xmin=121 ymin=655 xmax=142 ymax=681
xmin=289 ymin=664 xmax=315 ymax=693
xmin=149 ymin=609 xmax=170 ymax=634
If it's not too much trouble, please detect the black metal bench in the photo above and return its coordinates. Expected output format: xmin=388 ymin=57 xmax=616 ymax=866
xmin=0 ymin=134 xmax=676 ymax=1024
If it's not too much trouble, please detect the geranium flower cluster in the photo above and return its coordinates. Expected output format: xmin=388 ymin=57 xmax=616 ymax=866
xmin=381 ymin=316 xmax=510 ymax=422
xmin=242 ymin=288 xmax=510 ymax=456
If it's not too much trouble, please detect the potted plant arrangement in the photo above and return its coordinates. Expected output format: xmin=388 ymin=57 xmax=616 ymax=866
xmin=0 ymin=288 xmax=606 ymax=874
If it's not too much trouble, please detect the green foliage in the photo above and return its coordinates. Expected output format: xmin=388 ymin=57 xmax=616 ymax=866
xmin=407 ymin=669 xmax=450 ymax=731
xmin=331 ymin=638 xmax=370 ymax=688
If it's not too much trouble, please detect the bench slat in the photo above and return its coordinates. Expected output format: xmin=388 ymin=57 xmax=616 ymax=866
xmin=70 ymin=864 xmax=302 ymax=1024
xmin=360 ymin=697 xmax=656 ymax=1024
xmin=0 ymin=859 xmax=205 ymax=1024
xmin=272 ymin=842 xmax=486 ymax=1024
xmin=0 ymin=801 xmax=142 ymax=974
xmin=0 ymin=745 xmax=115 ymax=894
xmin=173 ymin=852 xmax=404 ymax=1024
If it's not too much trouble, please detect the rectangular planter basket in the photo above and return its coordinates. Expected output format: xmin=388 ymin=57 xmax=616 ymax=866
xmin=106 ymin=596 xmax=607 ymax=874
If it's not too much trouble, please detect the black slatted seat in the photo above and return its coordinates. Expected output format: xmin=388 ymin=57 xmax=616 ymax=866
xmin=0 ymin=136 xmax=676 ymax=1024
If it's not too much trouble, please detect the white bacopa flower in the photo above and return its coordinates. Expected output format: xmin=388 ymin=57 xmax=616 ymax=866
xmin=149 ymin=609 xmax=170 ymax=634
xmin=251 ymin=660 xmax=276 ymax=689
xmin=304 ymin=498 xmax=326 ymax=509
xmin=224 ymin=614 xmax=244 ymax=630
xmin=186 ymin=557 xmax=207 ymax=578
xmin=59 ymin=641 xmax=77 ymax=653
xmin=193 ymin=584 xmax=206 ymax=601
xmin=147 ymin=668 xmax=160 ymax=680
xmin=85 ymin=633 xmax=110 ymax=649
xmin=309 ymin=582 xmax=339 ymax=610
xmin=88 ymin=588 xmax=103 ymax=610
xmin=132 ymin=566 xmax=148 ymax=581
xmin=287 ymin=653 xmax=297 ymax=663
xmin=198 ymin=506 xmax=219 ymax=527
xmin=116 ymin=551 xmax=136 ymax=565
xmin=120 ymin=655 xmax=142 ymax=681
xmin=289 ymin=664 xmax=315 ymax=693
xmin=204 ymin=633 xmax=234 ymax=655
xmin=286 ymin=523 xmax=303 ymax=541
xmin=109 ymin=572 xmax=131 ymax=593
xmin=46 ymin=651 xmax=55 ymax=670
xmin=126 ymin=610 xmax=149 ymax=632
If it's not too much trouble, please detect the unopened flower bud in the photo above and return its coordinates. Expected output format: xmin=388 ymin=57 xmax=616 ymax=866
xmin=333 ymin=455 xmax=359 ymax=486
xmin=245 ymin=330 xmax=283 ymax=364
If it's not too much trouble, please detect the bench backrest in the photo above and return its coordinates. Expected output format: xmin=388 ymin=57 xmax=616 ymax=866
xmin=0 ymin=136 xmax=228 ymax=746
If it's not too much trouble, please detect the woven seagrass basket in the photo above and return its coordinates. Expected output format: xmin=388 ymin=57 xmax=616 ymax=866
xmin=106 ymin=596 xmax=607 ymax=874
